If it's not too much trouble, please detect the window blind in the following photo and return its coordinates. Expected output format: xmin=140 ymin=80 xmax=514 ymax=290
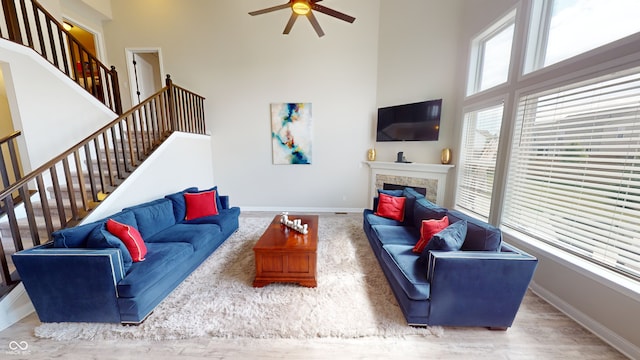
xmin=456 ymin=104 xmax=504 ymax=219
xmin=503 ymin=69 xmax=640 ymax=280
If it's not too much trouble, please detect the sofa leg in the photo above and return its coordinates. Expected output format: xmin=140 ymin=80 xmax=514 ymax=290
xmin=488 ymin=326 xmax=508 ymax=331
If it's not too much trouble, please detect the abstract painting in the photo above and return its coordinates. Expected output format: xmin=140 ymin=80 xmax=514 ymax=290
xmin=271 ymin=103 xmax=312 ymax=165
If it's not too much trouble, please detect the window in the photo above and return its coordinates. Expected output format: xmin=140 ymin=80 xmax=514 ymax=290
xmin=467 ymin=11 xmax=516 ymax=95
xmin=525 ymin=0 xmax=640 ymax=73
xmin=456 ymin=104 xmax=504 ymax=219
xmin=502 ymin=68 xmax=640 ymax=280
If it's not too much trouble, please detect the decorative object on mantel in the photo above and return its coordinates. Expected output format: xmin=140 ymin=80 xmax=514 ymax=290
xmin=280 ymin=212 xmax=309 ymax=234
xmin=271 ymin=103 xmax=312 ymax=165
xmin=395 ymin=151 xmax=411 ymax=163
xmin=441 ymin=148 xmax=452 ymax=164
xmin=367 ymin=148 xmax=376 ymax=161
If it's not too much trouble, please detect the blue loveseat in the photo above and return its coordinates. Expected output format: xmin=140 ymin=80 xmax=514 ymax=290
xmin=13 ymin=187 xmax=240 ymax=324
xmin=363 ymin=187 xmax=537 ymax=328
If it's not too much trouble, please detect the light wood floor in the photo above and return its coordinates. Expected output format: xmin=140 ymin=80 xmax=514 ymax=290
xmin=0 ymin=290 xmax=627 ymax=359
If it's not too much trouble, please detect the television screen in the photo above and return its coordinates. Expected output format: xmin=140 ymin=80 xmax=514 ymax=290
xmin=375 ymin=99 xmax=442 ymax=142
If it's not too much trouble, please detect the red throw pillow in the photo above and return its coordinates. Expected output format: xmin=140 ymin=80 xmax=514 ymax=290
xmin=413 ymin=216 xmax=450 ymax=253
xmin=374 ymin=193 xmax=406 ymax=222
xmin=106 ymin=218 xmax=147 ymax=262
xmin=184 ymin=190 xmax=219 ymax=220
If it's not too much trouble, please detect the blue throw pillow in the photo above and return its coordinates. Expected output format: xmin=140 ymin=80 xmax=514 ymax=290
xmin=418 ymin=220 xmax=467 ymax=264
xmin=378 ymin=189 xmax=404 ymax=197
xmin=51 ymin=221 xmax=102 ymax=248
xmin=86 ymin=223 xmax=133 ymax=272
xmin=401 ymin=188 xmax=417 ymax=226
xmin=165 ymin=187 xmax=198 ymax=222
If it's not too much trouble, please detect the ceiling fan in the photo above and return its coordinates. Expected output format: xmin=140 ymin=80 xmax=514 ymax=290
xmin=249 ymin=0 xmax=356 ymax=38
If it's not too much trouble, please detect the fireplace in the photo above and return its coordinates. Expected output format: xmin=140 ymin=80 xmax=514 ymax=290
xmin=364 ymin=161 xmax=454 ymax=206
xmin=383 ymin=183 xmax=427 ymax=196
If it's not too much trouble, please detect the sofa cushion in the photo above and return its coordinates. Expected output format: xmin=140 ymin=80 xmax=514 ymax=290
xmin=446 ymin=210 xmax=502 ymax=251
xmin=412 ymin=197 xmax=447 ymax=231
xmin=106 ymin=219 xmax=147 ymax=262
xmin=371 ymin=225 xmax=419 ymax=252
xmin=183 ymin=207 xmax=241 ymax=237
xmin=375 ymin=193 xmax=406 ymax=221
xmin=184 ymin=190 xmax=219 ymax=220
xmin=164 ymin=187 xmax=198 ymax=222
xmin=145 ymin=223 xmax=222 ymax=251
xmin=364 ymin=209 xmax=403 ymax=229
xmin=117 ymin=242 xmax=194 ymax=298
xmin=124 ymin=198 xmax=176 ymax=239
xmin=413 ymin=216 xmax=449 ymax=253
xmin=381 ymin=244 xmax=431 ymax=301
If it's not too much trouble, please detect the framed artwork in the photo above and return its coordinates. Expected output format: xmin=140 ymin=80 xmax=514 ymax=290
xmin=271 ymin=103 xmax=312 ymax=165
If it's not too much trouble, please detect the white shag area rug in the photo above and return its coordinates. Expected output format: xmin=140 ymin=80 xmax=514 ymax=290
xmin=35 ymin=213 xmax=442 ymax=340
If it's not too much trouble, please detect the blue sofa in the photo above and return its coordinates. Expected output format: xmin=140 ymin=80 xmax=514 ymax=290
xmin=363 ymin=187 xmax=537 ymax=328
xmin=12 ymin=187 xmax=240 ymax=324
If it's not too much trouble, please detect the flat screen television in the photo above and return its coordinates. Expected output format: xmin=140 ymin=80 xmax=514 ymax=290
xmin=375 ymin=99 xmax=442 ymax=142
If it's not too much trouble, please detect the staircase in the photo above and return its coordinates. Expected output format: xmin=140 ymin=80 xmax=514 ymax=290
xmin=0 ymin=77 xmax=207 ymax=296
xmin=0 ymin=0 xmax=123 ymax=113
xmin=0 ymin=0 xmax=208 ymax=296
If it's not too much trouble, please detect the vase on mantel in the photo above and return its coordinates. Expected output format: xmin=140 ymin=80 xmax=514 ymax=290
xmin=367 ymin=148 xmax=376 ymax=161
xmin=441 ymin=148 xmax=451 ymax=164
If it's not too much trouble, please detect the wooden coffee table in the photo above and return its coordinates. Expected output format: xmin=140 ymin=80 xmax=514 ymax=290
xmin=253 ymin=214 xmax=318 ymax=288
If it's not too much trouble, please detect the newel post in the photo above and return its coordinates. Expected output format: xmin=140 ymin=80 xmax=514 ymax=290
xmin=110 ymin=66 xmax=123 ymax=115
xmin=2 ymin=0 xmax=22 ymax=43
xmin=166 ymin=74 xmax=178 ymax=132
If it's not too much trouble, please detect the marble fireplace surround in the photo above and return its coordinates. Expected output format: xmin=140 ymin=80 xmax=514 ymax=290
xmin=364 ymin=161 xmax=454 ymax=206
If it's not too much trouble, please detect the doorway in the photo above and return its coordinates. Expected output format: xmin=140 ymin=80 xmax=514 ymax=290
xmin=126 ymin=49 xmax=164 ymax=106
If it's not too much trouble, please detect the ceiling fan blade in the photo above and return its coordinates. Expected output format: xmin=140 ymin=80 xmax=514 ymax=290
xmin=249 ymin=3 xmax=291 ymax=16
xmin=311 ymin=3 xmax=356 ymax=23
xmin=283 ymin=13 xmax=299 ymax=34
xmin=307 ymin=11 xmax=325 ymax=37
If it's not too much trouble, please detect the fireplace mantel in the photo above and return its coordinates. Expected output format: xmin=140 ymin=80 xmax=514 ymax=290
xmin=364 ymin=161 xmax=455 ymax=206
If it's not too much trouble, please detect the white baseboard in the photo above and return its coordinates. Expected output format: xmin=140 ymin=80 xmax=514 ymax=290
xmin=240 ymin=206 xmax=364 ymax=214
xmin=0 ymin=283 xmax=34 ymax=332
xmin=530 ymin=282 xmax=640 ymax=360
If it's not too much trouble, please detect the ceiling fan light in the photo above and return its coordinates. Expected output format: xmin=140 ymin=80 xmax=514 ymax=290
xmin=292 ymin=1 xmax=311 ymax=15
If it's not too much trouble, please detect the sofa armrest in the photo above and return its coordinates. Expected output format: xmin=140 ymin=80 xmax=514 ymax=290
xmin=12 ymin=244 xmax=125 ymax=323
xmin=425 ymin=246 xmax=538 ymax=328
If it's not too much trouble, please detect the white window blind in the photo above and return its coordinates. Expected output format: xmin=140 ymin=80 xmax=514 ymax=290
xmin=456 ymin=104 xmax=503 ymax=219
xmin=503 ymin=69 xmax=640 ymax=280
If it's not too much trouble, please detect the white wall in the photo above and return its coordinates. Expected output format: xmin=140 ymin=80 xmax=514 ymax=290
xmin=375 ymin=0 xmax=463 ymax=168
xmin=103 ymin=0 xmax=380 ymax=211
xmin=0 ymin=41 xmax=115 ymax=173
xmin=82 ymin=132 xmax=214 ymax=222
xmin=102 ymin=0 xmax=465 ymax=211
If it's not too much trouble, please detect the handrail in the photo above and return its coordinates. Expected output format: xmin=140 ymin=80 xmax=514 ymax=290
xmin=0 ymin=76 xmax=205 ymax=289
xmin=0 ymin=0 xmax=122 ymax=114
xmin=0 ymin=130 xmax=22 ymax=191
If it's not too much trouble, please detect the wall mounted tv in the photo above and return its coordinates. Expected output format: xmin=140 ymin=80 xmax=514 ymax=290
xmin=375 ymin=99 xmax=442 ymax=142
